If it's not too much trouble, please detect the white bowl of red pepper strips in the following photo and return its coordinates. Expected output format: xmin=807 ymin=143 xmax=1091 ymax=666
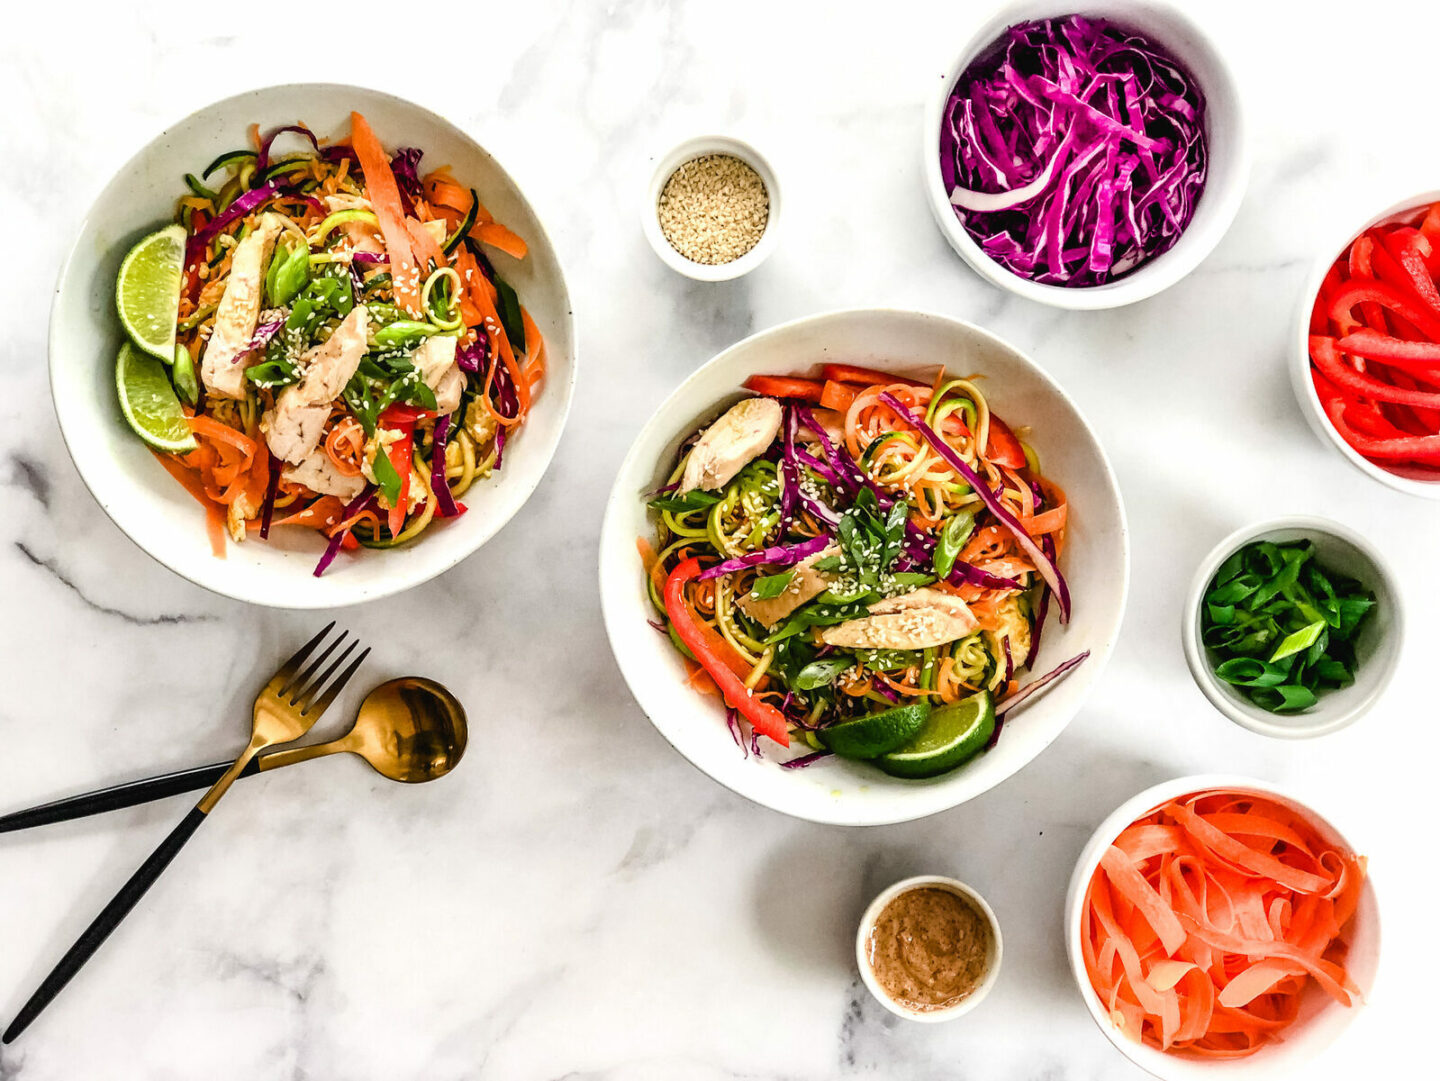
xmin=1181 ymin=517 xmax=1401 ymax=739
xmin=1293 ymin=191 xmax=1440 ymax=497
xmin=923 ymin=1 xmax=1248 ymax=309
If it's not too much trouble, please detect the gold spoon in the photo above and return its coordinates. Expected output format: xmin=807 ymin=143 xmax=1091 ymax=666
xmin=262 ymin=676 xmax=468 ymax=783
xmin=0 ymin=677 xmax=468 ymax=835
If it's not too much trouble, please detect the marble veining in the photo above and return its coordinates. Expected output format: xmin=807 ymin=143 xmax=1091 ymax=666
xmin=0 ymin=1 xmax=1429 ymax=1077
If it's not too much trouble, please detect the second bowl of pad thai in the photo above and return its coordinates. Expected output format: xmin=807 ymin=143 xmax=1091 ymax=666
xmin=600 ymin=309 xmax=1127 ymax=825
xmin=51 ymin=85 xmax=575 ymax=607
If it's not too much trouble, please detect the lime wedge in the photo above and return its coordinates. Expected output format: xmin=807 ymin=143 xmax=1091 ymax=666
xmin=116 ymin=224 xmax=186 ymax=360
xmin=116 ymin=342 xmax=197 ymax=453
xmin=877 ymin=692 xmax=995 ymax=779
xmin=819 ymin=703 xmax=930 ymax=760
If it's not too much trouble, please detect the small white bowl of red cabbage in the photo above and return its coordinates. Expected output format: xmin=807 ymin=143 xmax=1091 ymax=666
xmin=924 ymin=2 xmax=1248 ymax=309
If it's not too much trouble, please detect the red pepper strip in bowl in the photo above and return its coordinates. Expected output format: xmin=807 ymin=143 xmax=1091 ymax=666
xmin=1311 ymin=336 xmax=1440 ymax=406
xmin=1319 ymin=391 xmax=1440 ymax=463
xmin=664 ymin=557 xmax=790 ymax=747
xmin=1336 ymin=328 xmax=1440 ymax=370
xmin=1329 ymin=282 xmax=1440 ymax=342
xmin=742 ymin=375 xmax=824 ymax=402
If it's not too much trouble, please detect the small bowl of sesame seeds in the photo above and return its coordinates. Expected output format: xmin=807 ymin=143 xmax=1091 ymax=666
xmin=643 ymin=135 xmax=780 ymax=281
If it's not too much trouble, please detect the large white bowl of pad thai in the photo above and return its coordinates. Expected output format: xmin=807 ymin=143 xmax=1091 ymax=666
xmin=50 ymin=84 xmax=575 ymax=608
xmin=600 ymin=309 xmax=1127 ymax=825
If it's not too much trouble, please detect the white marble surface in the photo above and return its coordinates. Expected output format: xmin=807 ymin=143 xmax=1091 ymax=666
xmin=0 ymin=1 xmax=1432 ymax=1076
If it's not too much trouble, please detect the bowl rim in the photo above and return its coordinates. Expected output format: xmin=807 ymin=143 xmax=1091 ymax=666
xmin=47 ymin=81 xmax=577 ymax=609
xmin=855 ymin=874 xmax=1004 ymax=1022
xmin=1179 ymin=515 xmax=1403 ymax=739
xmin=920 ymin=0 xmax=1250 ymax=310
xmin=1063 ymin=773 xmax=1381 ymax=1078
xmin=1289 ymin=188 xmax=1440 ymax=498
xmin=598 ymin=305 xmax=1131 ymax=825
xmin=641 ymin=134 xmax=781 ymax=282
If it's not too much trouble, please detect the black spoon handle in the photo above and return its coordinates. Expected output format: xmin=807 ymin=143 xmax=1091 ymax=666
xmin=0 ymin=759 xmax=261 ymax=834
xmin=2 ymin=805 xmax=209 ymax=1043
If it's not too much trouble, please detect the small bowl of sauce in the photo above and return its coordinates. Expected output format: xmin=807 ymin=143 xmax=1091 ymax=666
xmin=856 ymin=875 xmax=1002 ymax=1022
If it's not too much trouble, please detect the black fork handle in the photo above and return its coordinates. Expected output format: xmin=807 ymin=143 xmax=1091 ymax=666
xmin=0 ymin=759 xmax=261 ymax=834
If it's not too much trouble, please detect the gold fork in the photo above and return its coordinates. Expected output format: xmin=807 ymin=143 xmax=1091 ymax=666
xmin=2 ymin=623 xmax=369 ymax=1044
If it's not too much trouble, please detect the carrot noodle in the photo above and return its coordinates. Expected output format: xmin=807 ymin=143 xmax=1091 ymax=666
xmin=323 ymin=416 xmax=366 ymax=477
xmin=148 ymin=114 xmax=543 ymax=569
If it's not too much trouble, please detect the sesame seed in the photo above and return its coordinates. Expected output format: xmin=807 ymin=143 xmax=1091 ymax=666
xmin=656 ymin=153 xmax=769 ymax=265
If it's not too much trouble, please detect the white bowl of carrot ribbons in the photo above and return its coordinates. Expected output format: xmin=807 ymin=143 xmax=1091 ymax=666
xmin=49 ymin=84 xmax=575 ymax=607
xmin=1065 ymin=775 xmax=1379 ymax=1077
xmin=1294 ymin=189 xmax=1440 ymax=498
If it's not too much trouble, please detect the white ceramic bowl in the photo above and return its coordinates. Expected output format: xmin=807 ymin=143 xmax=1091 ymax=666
xmin=1290 ymin=189 xmax=1440 ymax=498
xmin=49 ymin=83 xmax=576 ymax=608
xmin=856 ymin=875 xmax=1003 ymax=1022
xmin=922 ymin=0 xmax=1249 ymax=309
xmin=642 ymin=135 xmax=781 ymax=281
xmin=1065 ymin=775 xmax=1380 ymax=1080
xmin=1181 ymin=516 xmax=1401 ymax=739
xmin=598 ymin=308 xmax=1129 ymax=825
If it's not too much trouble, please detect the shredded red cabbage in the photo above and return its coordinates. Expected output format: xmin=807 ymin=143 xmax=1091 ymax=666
xmin=428 ymin=415 xmax=465 ymax=519
xmin=314 ymin=486 xmax=374 ymax=578
xmin=490 ymin=349 xmax=520 ymax=469
xmin=389 ymin=147 xmax=424 ymax=215
xmin=1024 ymin=533 xmax=1056 ymax=668
xmin=352 ymin=251 xmax=388 ymax=266
xmin=878 ymin=393 xmax=1070 ymax=619
xmin=995 ymin=650 xmax=1090 ymax=719
xmin=696 ymin=535 xmax=832 ymax=582
xmin=456 ymin=334 xmax=490 ymax=375
xmin=257 ymin=452 xmax=282 ymax=540
xmin=188 ymin=182 xmax=325 ymax=270
xmin=255 ymin=125 xmax=319 ymax=173
xmin=778 ymin=406 xmax=801 ymax=527
xmin=941 ymin=15 xmax=1207 ymax=286
xmin=780 ymin=750 xmax=833 ymax=770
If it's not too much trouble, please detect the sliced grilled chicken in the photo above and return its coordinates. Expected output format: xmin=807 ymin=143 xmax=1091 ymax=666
xmin=679 ymin=397 xmax=783 ymax=494
xmin=262 ymin=305 xmax=370 ymax=464
xmin=819 ymin=587 xmax=978 ymax=650
xmin=410 ymin=334 xmax=466 ymax=416
xmin=738 ymin=546 xmax=839 ymax=628
xmin=200 ymin=212 xmax=287 ymax=399
xmin=282 ymin=449 xmax=367 ymax=501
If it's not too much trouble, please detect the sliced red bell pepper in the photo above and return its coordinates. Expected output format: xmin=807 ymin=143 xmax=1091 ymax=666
xmin=1311 ymin=259 xmax=1346 ymax=335
xmin=1337 ymin=328 xmax=1440 ymax=370
xmin=819 ymin=380 xmax=858 ymax=412
xmin=1321 ymin=394 xmax=1440 ymax=463
xmin=985 ymin=415 xmax=1028 ymax=469
xmin=664 ymin=557 xmax=789 ymax=747
xmin=383 ymin=422 xmax=416 ymax=536
xmin=1330 ymin=282 xmax=1440 ymax=341
xmin=379 ymin=403 xmax=435 ymax=426
xmin=1420 ymin=204 xmax=1440 ymax=275
xmin=820 ymin=363 xmax=926 ymax=387
xmin=1344 ymin=400 xmax=1409 ymax=439
xmin=742 ymin=375 xmax=824 ymax=402
xmin=1341 ymin=236 xmax=1384 ymax=335
xmin=1310 ymin=336 xmax=1440 ymax=407
xmin=1374 ymin=227 xmax=1440 ymax=320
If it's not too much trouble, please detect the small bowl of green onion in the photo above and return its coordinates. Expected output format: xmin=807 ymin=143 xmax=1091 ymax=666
xmin=1181 ymin=516 xmax=1402 ymax=738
